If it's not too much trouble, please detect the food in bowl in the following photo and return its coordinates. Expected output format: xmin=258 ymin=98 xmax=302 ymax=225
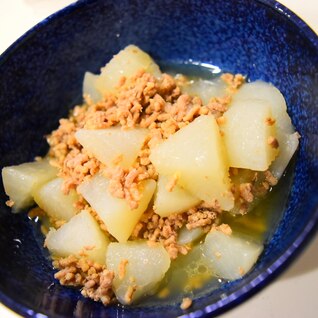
xmin=1 ymin=45 xmax=299 ymax=308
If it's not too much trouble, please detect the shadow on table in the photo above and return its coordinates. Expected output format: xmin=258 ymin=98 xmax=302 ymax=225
xmin=281 ymin=232 xmax=318 ymax=280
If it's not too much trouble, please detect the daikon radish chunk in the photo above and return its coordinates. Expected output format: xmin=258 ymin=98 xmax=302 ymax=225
xmin=232 ymin=81 xmax=294 ymax=133
xmin=222 ymin=99 xmax=279 ymax=171
xmin=150 ymin=115 xmax=234 ymax=211
xmin=270 ymin=130 xmax=299 ymax=179
xmin=45 ymin=210 xmax=109 ymax=264
xmin=95 ymin=45 xmax=161 ymax=95
xmin=106 ymin=241 xmax=170 ymax=304
xmin=153 ymin=175 xmax=201 ymax=217
xmin=2 ymin=159 xmax=57 ymax=212
xmin=83 ymin=72 xmax=102 ymax=102
xmin=177 ymin=226 xmax=205 ymax=245
xmin=78 ymin=175 xmax=156 ymax=242
xmin=33 ymin=178 xmax=78 ymax=222
xmin=75 ymin=127 xmax=148 ymax=168
xmin=202 ymin=228 xmax=263 ymax=280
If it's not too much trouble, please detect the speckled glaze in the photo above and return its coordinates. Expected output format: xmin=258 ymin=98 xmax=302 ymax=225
xmin=0 ymin=0 xmax=317 ymax=317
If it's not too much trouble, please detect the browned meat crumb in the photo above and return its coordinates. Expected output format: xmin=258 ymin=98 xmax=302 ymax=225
xmin=212 ymin=223 xmax=232 ymax=236
xmin=207 ymin=96 xmax=231 ymax=118
xmin=124 ymin=284 xmax=137 ymax=304
xmin=186 ymin=208 xmax=218 ymax=230
xmin=132 ymin=204 xmax=219 ymax=259
xmin=267 ymin=136 xmax=279 ymax=149
xmin=118 ymin=259 xmax=129 ymax=280
xmin=53 ymin=255 xmax=114 ymax=305
xmin=131 ymin=210 xmax=187 ymax=259
xmin=230 ymin=168 xmax=275 ymax=215
xmin=165 ymin=173 xmax=179 ymax=192
xmin=104 ymin=166 xmax=141 ymax=209
xmin=216 ymin=116 xmax=226 ymax=125
xmin=221 ymin=73 xmax=245 ymax=93
xmin=239 ymin=183 xmax=254 ymax=203
xmin=5 ymin=199 xmax=14 ymax=207
xmin=265 ymin=117 xmax=276 ymax=126
xmin=264 ymin=170 xmax=278 ymax=186
xmin=180 ymin=297 xmax=192 ymax=310
xmin=238 ymin=266 xmax=245 ymax=276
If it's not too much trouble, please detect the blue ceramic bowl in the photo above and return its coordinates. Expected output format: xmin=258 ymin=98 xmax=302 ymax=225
xmin=0 ymin=0 xmax=317 ymax=317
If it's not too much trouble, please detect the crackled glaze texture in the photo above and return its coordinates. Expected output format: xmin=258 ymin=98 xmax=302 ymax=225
xmin=0 ymin=0 xmax=317 ymax=317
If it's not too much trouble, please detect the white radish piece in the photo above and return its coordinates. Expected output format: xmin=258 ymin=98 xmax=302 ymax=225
xmin=75 ymin=127 xmax=148 ymax=168
xmin=222 ymin=99 xmax=279 ymax=171
xmin=45 ymin=210 xmax=109 ymax=264
xmin=232 ymin=81 xmax=294 ymax=133
xmin=177 ymin=226 xmax=205 ymax=245
xmin=2 ymin=159 xmax=57 ymax=212
xmin=33 ymin=178 xmax=78 ymax=222
xmin=106 ymin=241 xmax=170 ymax=304
xmin=150 ymin=115 xmax=234 ymax=211
xmin=270 ymin=130 xmax=299 ymax=179
xmin=78 ymin=175 xmax=156 ymax=242
xmin=153 ymin=175 xmax=201 ymax=217
xmin=97 ymin=45 xmax=161 ymax=92
xmin=202 ymin=228 xmax=263 ymax=280
xmin=83 ymin=72 xmax=102 ymax=103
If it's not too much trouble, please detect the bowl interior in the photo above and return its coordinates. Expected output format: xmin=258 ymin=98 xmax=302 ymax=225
xmin=0 ymin=0 xmax=318 ymax=317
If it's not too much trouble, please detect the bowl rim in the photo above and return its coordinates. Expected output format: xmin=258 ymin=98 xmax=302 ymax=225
xmin=0 ymin=0 xmax=317 ymax=317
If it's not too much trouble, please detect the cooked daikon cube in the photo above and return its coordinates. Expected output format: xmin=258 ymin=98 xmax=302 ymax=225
xmin=202 ymin=228 xmax=263 ymax=280
xmin=270 ymin=130 xmax=299 ymax=179
xmin=222 ymin=99 xmax=279 ymax=171
xmin=33 ymin=178 xmax=78 ymax=222
xmin=232 ymin=81 xmax=294 ymax=133
xmin=45 ymin=210 xmax=109 ymax=264
xmin=2 ymin=159 xmax=57 ymax=212
xmin=106 ymin=241 xmax=170 ymax=304
xmin=150 ymin=115 xmax=234 ymax=211
xmin=83 ymin=72 xmax=102 ymax=102
xmin=153 ymin=175 xmax=201 ymax=217
xmin=83 ymin=45 xmax=161 ymax=100
xmin=78 ymin=175 xmax=156 ymax=242
xmin=75 ymin=127 xmax=148 ymax=168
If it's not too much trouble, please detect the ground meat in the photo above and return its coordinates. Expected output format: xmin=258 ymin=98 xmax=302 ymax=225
xmin=221 ymin=73 xmax=245 ymax=93
xmin=180 ymin=297 xmax=192 ymax=310
xmin=264 ymin=170 xmax=278 ymax=186
xmin=132 ymin=205 xmax=219 ymax=259
xmin=131 ymin=210 xmax=186 ymax=259
xmin=118 ymin=259 xmax=129 ymax=280
xmin=215 ymin=223 xmax=232 ymax=235
xmin=165 ymin=173 xmax=179 ymax=192
xmin=5 ymin=199 xmax=14 ymax=207
xmin=239 ymin=183 xmax=254 ymax=203
xmin=186 ymin=208 xmax=218 ymax=230
xmin=124 ymin=284 xmax=137 ymax=304
xmin=267 ymin=136 xmax=279 ymax=149
xmin=53 ymin=255 xmax=114 ymax=306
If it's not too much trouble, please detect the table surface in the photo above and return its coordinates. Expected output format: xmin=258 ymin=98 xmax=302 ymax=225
xmin=0 ymin=1 xmax=317 ymax=317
